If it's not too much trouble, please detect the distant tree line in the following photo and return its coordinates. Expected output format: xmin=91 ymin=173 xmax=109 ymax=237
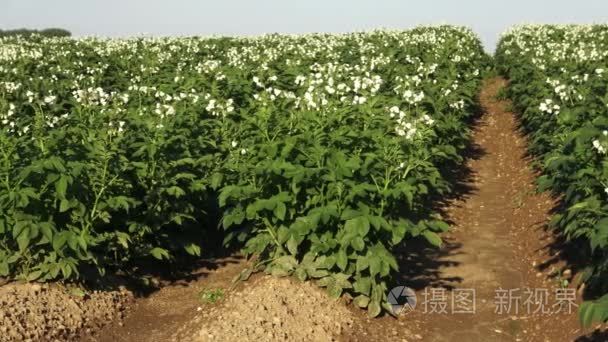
xmin=0 ymin=28 xmax=71 ymax=38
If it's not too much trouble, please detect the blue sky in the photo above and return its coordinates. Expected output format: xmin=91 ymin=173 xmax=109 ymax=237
xmin=1 ymin=0 xmax=607 ymax=51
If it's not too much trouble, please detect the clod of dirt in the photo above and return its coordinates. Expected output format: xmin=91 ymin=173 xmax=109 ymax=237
xmin=172 ymin=276 xmax=356 ymax=342
xmin=0 ymin=282 xmax=133 ymax=342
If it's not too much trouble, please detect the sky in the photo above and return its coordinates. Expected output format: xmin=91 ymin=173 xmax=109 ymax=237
xmin=1 ymin=0 xmax=607 ymax=51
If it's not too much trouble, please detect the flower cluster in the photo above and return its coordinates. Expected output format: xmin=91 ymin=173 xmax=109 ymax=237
xmin=538 ymin=99 xmax=560 ymax=115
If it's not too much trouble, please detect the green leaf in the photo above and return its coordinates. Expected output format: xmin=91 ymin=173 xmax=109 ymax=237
xmin=184 ymin=243 xmax=201 ymax=256
xmin=368 ymin=299 xmax=382 ymax=318
xmin=150 ymin=247 xmax=170 ymax=260
xmin=392 ymin=223 xmax=407 ymax=245
xmin=287 ymin=236 xmax=299 ymax=255
xmin=166 ymin=186 xmax=186 ymax=198
xmin=274 ymin=202 xmax=287 ymax=221
xmin=52 ymin=232 xmax=69 ymax=251
xmin=295 ymin=267 xmax=308 ymax=281
xmin=16 ymin=226 xmax=31 ymax=251
xmin=356 ymin=256 xmax=369 ymax=272
xmin=428 ymin=220 xmax=450 ymax=232
xmin=580 ymin=295 xmax=608 ymax=327
xmin=351 ymin=237 xmax=365 ymax=251
xmin=55 ymin=175 xmax=68 ymax=199
xmin=210 ymin=173 xmax=224 ymax=189
xmin=353 ymin=277 xmax=371 ymax=296
xmin=345 ymin=216 xmax=370 ymax=237
xmin=369 ymin=256 xmax=381 ymax=277
xmin=327 ymin=284 xmax=343 ymax=298
xmin=69 ymin=287 xmax=87 ymax=298
xmin=353 ymin=295 xmax=370 ymax=308
xmin=218 ymin=186 xmax=236 ymax=207
xmin=233 ymin=268 xmax=254 ymax=283
xmin=271 ymin=255 xmax=297 ymax=277
xmin=340 ymin=209 xmax=362 ymax=221
xmin=423 ymin=231 xmax=442 ymax=247
xmin=26 ymin=271 xmax=43 ymax=282
xmin=116 ymin=232 xmax=130 ymax=248
xmin=59 ymin=199 xmax=71 ymax=212
xmin=0 ymin=262 xmax=9 ymax=276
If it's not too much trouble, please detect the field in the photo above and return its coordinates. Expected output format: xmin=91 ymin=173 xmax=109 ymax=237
xmin=0 ymin=24 xmax=607 ymax=341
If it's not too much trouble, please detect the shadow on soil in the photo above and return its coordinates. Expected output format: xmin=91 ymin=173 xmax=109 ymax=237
xmin=83 ymin=241 xmax=244 ymax=298
xmin=393 ymin=237 xmax=464 ymax=291
xmin=575 ymin=329 xmax=608 ymax=342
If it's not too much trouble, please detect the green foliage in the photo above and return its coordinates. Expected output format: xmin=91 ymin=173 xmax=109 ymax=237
xmin=0 ymin=26 xmax=487 ymax=316
xmin=496 ymin=24 xmax=608 ymax=326
xmin=198 ymin=288 xmax=225 ymax=304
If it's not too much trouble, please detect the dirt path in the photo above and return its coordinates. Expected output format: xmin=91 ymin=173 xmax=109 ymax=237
xmin=404 ymin=77 xmax=585 ymax=341
xmin=81 ymin=77 xmax=598 ymax=342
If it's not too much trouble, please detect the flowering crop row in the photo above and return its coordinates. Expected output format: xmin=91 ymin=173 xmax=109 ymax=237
xmin=0 ymin=27 xmax=487 ymax=315
xmin=496 ymin=24 xmax=608 ymax=326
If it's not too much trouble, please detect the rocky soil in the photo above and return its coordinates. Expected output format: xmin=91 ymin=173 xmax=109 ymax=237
xmin=171 ymin=276 xmax=357 ymax=342
xmin=0 ymin=281 xmax=133 ymax=342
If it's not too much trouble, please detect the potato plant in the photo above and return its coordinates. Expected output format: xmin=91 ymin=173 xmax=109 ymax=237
xmin=0 ymin=27 xmax=487 ymax=315
xmin=496 ymin=24 xmax=608 ymax=326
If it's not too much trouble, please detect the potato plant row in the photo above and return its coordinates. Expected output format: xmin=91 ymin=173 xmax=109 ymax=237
xmin=496 ymin=24 xmax=608 ymax=325
xmin=0 ymin=27 xmax=487 ymax=315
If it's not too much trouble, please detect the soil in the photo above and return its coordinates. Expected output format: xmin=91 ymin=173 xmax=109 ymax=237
xmin=0 ymin=281 xmax=132 ymax=342
xmin=1 ymin=77 xmax=607 ymax=341
xmin=172 ymin=275 xmax=358 ymax=342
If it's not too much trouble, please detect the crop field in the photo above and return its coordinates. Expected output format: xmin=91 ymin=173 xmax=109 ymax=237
xmin=0 ymin=26 xmax=486 ymax=311
xmin=0 ymin=23 xmax=607 ymax=342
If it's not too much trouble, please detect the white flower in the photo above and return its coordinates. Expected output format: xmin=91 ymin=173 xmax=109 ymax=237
xmin=118 ymin=121 xmax=126 ymax=133
xmin=240 ymin=148 xmax=247 ymax=155
xmin=206 ymin=100 xmax=216 ymax=112
xmin=166 ymin=105 xmax=176 ymax=116
xmin=539 ymin=99 xmax=558 ymax=114
xmin=231 ymin=141 xmax=238 ymax=148
xmin=593 ymin=139 xmax=606 ymax=154
xmin=253 ymin=76 xmax=263 ymax=87
xmin=44 ymin=95 xmax=56 ymax=104
xmin=353 ymin=95 xmax=366 ymax=105
xmin=422 ymin=114 xmax=435 ymax=125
